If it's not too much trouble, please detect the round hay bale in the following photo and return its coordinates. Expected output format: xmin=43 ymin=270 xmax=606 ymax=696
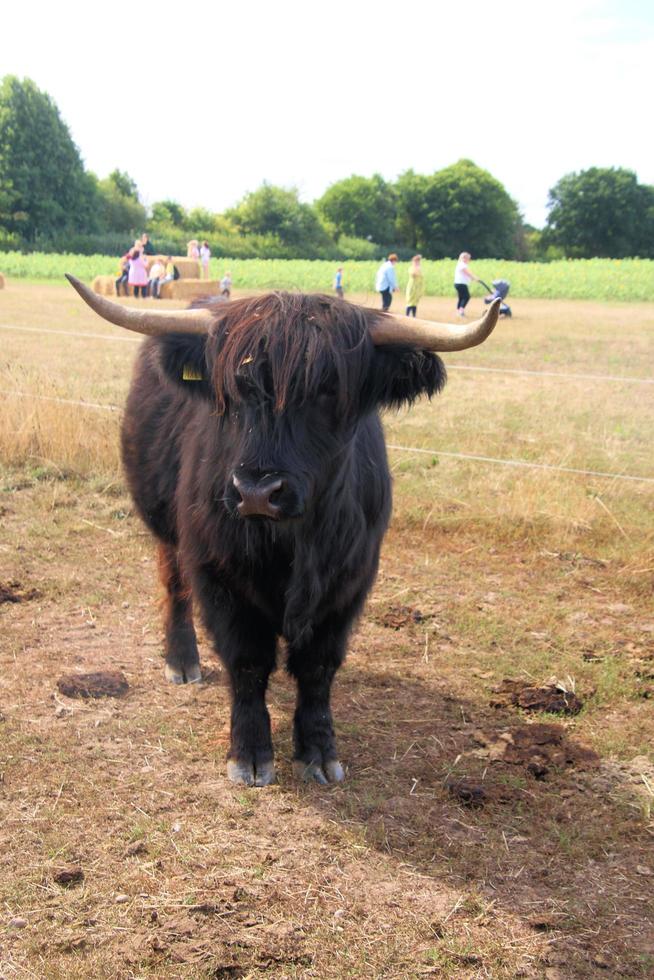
xmin=0 ymin=273 xmax=5 ymax=289
xmin=160 ymin=278 xmax=221 ymax=301
xmin=171 ymin=258 xmax=201 ymax=279
xmin=92 ymin=275 xmax=117 ymax=296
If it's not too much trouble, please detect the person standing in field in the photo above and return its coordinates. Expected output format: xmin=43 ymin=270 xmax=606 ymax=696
xmin=375 ymin=253 xmax=399 ymax=311
xmin=334 ymin=266 xmax=344 ymax=299
xmin=454 ymin=251 xmax=478 ymax=317
xmin=200 ymin=240 xmax=211 ymax=279
xmin=187 ymin=239 xmax=200 ymax=260
xmin=220 ymin=270 xmax=232 ymax=299
xmin=128 ymin=248 xmax=149 ymax=298
xmin=405 ymin=254 xmax=424 ymax=317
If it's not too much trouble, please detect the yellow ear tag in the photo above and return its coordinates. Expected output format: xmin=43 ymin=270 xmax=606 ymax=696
xmin=182 ymin=364 xmax=204 ymax=381
xmin=241 ymin=355 xmax=254 ymax=365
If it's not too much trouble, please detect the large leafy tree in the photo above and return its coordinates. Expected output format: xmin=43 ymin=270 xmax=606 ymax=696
xmin=316 ymin=174 xmax=397 ymax=244
xmin=95 ymin=169 xmax=146 ymax=233
xmin=396 ymin=160 xmax=521 ymax=258
xmin=227 ymin=183 xmax=329 ymax=249
xmin=106 ymin=169 xmax=139 ymax=201
xmin=151 ymin=199 xmax=187 ymax=227
xmin=545 ymin=167 xmax=654 ymax=258
xmin=394 ymin=169 xmax=429 ymax=251
xmin=0 ymin=75 xmax=98 ymax=240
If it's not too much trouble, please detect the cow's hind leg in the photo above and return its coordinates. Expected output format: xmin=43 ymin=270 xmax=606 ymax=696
xmin=157 ymin=542 xmax=201 ymax=684
xmin=287 ymin=616 xmax=348 ymax=785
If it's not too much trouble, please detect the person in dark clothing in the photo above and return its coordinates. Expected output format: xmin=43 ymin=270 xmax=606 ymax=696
xmin=141 ymin=233 xmax=156 ymax=256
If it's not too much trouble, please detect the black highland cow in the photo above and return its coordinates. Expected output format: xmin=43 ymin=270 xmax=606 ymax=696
xmin=67 ymin=277 xmax=499 ymax=786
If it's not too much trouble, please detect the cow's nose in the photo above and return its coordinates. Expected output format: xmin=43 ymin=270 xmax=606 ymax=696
xmin=232 ymin=474 xmax=284 ymax=519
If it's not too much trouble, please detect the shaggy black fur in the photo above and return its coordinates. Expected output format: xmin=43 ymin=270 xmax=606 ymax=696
xmin=121 ymin=291 xmax=446 ymax=785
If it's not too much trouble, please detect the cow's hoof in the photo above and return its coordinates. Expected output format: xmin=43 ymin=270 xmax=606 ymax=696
xmin=227 ymin=759 xmax=276 ymax=787
xmin=164 ymin=662 xmax=202 ymax=685
xmin=293 ymin=759 xmax=345 ymax=784
xmin=254 ymin=760 xmax=276 ymax=787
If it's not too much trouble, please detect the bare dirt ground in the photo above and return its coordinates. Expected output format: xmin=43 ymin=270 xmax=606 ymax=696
xmin=1 ymin=477 xmax=653 ymax=979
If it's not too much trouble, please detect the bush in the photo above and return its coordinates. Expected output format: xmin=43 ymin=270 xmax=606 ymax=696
xmin=335 ymin=236 xmax=382 ymax=260
xmin=27 ymin=232 xmax=136 ymax=257
xmin=0 ymin=228 xmax=21 ymax=251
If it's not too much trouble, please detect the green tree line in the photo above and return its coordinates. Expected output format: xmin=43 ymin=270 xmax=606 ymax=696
xmin=2 ymin=75 xmax=653 ymax=261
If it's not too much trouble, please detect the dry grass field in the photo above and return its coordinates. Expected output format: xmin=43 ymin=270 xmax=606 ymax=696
xmin=1 ymin=282 xmax=653 ymax=978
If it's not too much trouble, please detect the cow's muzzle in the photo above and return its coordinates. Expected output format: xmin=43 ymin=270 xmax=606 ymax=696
xmin=231 ymin=473 xmax=297 ymax=520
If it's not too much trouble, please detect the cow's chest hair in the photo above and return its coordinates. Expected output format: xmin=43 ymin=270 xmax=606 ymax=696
xmin=218 ymin=513 xmax=367 ymax=606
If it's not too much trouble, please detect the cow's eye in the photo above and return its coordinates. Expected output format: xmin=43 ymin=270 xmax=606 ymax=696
xmin=315 ymin=387 xmax=337 ymax=409
xmin=235 ymin=372 xmax=257 ymax=397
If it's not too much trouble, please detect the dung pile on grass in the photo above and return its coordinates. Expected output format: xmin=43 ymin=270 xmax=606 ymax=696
xmin=491 ymin=678 xmax=584 ymax=715
xmin=56 ymin=670 xmax=130 ymax=699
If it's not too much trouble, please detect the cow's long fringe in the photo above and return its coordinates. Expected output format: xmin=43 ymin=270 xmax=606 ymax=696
xmin=208 ymin=292 xmax=374 ymax=416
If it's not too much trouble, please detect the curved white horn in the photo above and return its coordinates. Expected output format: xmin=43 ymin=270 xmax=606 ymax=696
xmin=66 ymin=274 xmax=213 ymax=336
xmin=369 ymin=297 xmax=501 ymax=351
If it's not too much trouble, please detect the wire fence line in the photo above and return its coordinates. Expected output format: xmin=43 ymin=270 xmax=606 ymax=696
xmin=1 ymin=323 xmax=653 ymax=385
xmin=386 ymin=443 xmax=654 ymax=486
xmin=4 ymin=390 xmax=120 ymax=412
xmin=448 ymin=364 xmax=654 ymax=385
xmin=2 ymin=388 xmax=653 ymax=485
xmin=0 ymin=324 xmax=139 ymax=344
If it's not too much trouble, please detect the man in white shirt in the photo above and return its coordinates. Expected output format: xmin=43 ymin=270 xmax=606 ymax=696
xmin=375 ymin=253 xmax=399 ymax=311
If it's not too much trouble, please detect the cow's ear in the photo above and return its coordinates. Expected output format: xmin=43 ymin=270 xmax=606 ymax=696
xmin=363 ymin=347 xmax=446 ymax=411
xmin=153 ymin=334 xmax=213 ymax=399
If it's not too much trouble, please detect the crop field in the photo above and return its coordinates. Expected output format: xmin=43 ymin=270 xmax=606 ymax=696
xmin=2 ymin=251 xmax=654 ymax=300
xmin=1 ymin=281 xmax=653 ymax=977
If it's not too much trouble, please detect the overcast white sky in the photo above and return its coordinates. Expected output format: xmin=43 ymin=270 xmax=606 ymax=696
xmin=3 ymin=0 xmax=652 ymax=228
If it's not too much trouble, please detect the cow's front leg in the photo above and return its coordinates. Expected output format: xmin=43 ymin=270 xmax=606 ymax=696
xmin=195 ymin=572 xmax=277 ymax=786
xmin=287 ymin=618 xmax=348 ymax=785
xmin=158 ymin=543 xmax=201 ymax=684
xmin=225 ymin=642 xmax=277 ymax=787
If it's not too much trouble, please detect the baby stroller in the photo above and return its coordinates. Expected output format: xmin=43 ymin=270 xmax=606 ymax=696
xmin=480 ymin=278 xmax=512 ymax=317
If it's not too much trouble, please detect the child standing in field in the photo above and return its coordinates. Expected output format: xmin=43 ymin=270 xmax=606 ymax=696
xmin=405 ymin=255 xmax=424 ymax=317
xmin=454 ymin=252 xmax=478 ymax=317
xmin=128 ymin=249 xmax=149 ymax=298
xmin=200 ymin=240 xmax=211 ymax=279
xmin=333 ymin=266 xmax=344 ymax=298
xmin=220 ymin=270 xmax=232 ymax=298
